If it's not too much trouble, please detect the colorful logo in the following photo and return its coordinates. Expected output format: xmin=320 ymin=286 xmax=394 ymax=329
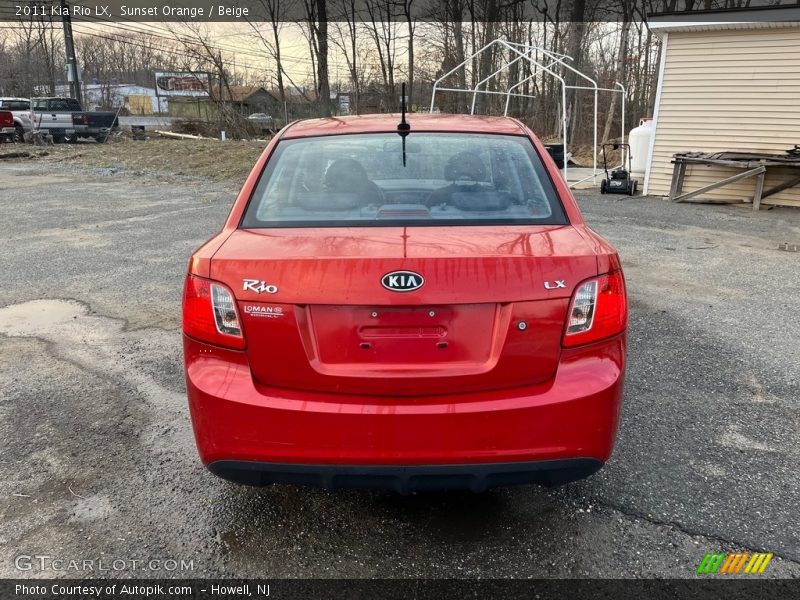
xmin=697 ymin=552 xmax=773 ymax=575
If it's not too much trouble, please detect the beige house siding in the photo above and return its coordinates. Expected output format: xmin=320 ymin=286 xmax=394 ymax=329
xmin=647 ymin=26 xmax=800 ymax=207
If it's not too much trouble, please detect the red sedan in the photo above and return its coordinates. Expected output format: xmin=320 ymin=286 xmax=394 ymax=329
xmin=182 ymin=114 xmax=627 ymax=493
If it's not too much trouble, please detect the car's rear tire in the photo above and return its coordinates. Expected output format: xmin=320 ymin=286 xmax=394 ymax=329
xmin=600 ymin=179 xmax=607 ymax=194
xmin=13 ymin=126 xmax=25 ymax=144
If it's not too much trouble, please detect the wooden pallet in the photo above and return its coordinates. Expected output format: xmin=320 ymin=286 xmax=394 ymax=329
xmin=668 ymin=151 xmax=800 ymax=210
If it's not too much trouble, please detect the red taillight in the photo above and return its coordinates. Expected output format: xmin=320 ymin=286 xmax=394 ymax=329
xmin=83 ymin=114 xmax=90 ymax=125
xmin=562 ymin=270 xmax=627 ymax=347
xmin=182 ymin=275 xmax=245 ymax=350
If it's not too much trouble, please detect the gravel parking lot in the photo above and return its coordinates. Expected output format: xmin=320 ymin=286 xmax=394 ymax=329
xmin=0 ymin=160 xmax=798 ymax=578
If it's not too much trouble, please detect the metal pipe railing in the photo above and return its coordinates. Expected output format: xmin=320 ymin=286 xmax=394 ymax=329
xmin=429 ymin=39 xmax=628 ymax=189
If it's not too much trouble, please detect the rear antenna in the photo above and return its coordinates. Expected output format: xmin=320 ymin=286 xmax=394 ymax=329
xmin=397 ymin=82 xmax=411 ymax=167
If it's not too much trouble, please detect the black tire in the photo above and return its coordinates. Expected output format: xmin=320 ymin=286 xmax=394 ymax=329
xmin=52 ymin=135 xmax=64 ymax=144
xmin=13 ymin=126 xmax=25 ymax=144
xmin=600 ymin=179 xmax=607 ymax=194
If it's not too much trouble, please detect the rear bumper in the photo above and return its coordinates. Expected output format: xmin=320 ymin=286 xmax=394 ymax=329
xmin=184 ymin=334 xmax=625 ymax=488
xmin=38 ymin=128 xmax=75 ymax=136
xmin=82 ymin=127 xmax=113 ymax=134
xmin=208 ymin=458 xmax=603 ymax=493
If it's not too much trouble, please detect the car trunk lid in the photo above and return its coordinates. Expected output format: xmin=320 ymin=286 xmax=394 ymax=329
xmin=210 ymin=226 xmax=597 ymax=396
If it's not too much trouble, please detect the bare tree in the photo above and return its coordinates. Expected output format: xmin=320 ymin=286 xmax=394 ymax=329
xmin=450 ymin=0 xmax=467 ymax=112
xmin=564 ymin=0 xmax=588 ymax=143
xmin=399 ymin=0 xmax=417 ymax=107
xmin=330 ymin=0 xmax=362 ymax=113
xmin=302 ymin=0 xmax=332 ymax=116
xmin=363 ymin=0 xmax=402 ymax=110
xmin=602 ymin=1 xmax=633 ymax=144
xmin=248 ymin=0 xmax=297 ymax=104
xmin=6 ymin=9 xmax=65 ymax=96
xmin=167 ymin=23 xmax=246 ymax=133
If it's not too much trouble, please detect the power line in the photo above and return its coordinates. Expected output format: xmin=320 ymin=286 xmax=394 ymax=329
xmin=62 ymin=8 xmax=383 ymax=71
xmin=5 ymin=0 xmax=307 ymax=68
xmin=57 ymin=0 xmax=409 ymax=71
xmin=73 ymin=23 xmax=263 ymax=67
xmin=76 ymin=22 xmax=361 ymax=74
xmin=1 ymin=8 xmax=415 ymax=87
xmin=3 ymin=0 xmax=412 ymax=74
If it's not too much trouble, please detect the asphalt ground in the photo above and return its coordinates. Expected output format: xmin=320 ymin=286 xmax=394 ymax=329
xmin=0 ymin=161 xmax=798 ymax=579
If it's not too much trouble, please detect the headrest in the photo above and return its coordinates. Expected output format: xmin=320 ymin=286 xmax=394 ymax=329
xmin=324 ymin=158 xmax=370 ymax=192
xmin=443 ymin=151 xmax=488 ymax=182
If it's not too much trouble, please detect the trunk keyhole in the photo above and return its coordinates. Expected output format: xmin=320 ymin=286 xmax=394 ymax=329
xmin=436 ymin=341 xmax=448 ymax=349
xmin=360 ymin=342 xmax=372 ymax=350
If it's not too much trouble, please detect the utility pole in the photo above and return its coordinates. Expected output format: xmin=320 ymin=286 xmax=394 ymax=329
xmin=60 ymin=0 xmax=81 ymax=101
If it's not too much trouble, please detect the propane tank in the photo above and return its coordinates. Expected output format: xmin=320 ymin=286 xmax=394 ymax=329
xmin=629 ymin=117 xmax=653 ymax=180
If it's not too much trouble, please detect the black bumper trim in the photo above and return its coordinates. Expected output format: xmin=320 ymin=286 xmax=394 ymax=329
xmin=207 ymin=458 xmax=603 ymax=493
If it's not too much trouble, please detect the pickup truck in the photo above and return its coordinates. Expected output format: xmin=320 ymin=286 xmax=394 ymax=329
xmin=30 ymin=97 xmax=119 ymax=143
xmin=0 ymin=98 xmax=34 ymax=142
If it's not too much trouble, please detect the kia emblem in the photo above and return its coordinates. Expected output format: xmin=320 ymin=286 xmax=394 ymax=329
xmin=381 ymin=270 xmax=424 ymax=292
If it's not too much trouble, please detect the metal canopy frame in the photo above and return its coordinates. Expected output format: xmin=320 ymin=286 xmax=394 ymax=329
xmin=430 ymin=38 xmax=626 ymax=187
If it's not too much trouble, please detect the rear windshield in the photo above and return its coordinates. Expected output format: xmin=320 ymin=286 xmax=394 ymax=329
xmin=241 ymin=132 xmax=567 ymax=228
xmin=1 ymin=100 xmax=29 ymax=110
xmin=34 ymin=98 xmax=80 ymax=111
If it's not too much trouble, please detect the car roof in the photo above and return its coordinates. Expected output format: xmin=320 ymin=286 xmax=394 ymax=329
xmin=282 ymin=113 xmax=529 ymax=139
xmin=0 ymin=97 xmax=30 ymax=101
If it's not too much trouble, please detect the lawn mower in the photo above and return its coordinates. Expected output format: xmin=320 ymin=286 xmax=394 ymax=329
xmin=600 ymin=143 xmax=638 ymax=195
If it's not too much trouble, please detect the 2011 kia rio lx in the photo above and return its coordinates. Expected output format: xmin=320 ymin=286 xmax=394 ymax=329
xmin=182 ymin=114 xmax=627 ymax=493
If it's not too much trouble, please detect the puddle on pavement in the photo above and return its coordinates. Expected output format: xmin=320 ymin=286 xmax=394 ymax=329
xmin=0 ymin=299 xmax=190 ymax=446
xmin=0 ymin=172 xmax=75 ymax=190
xmin=0 ymin=299 xmax=85 ymax=335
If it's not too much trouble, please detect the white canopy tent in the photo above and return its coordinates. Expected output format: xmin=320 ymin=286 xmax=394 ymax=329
xmin=430 ymin=38 xmax=626 ymax=188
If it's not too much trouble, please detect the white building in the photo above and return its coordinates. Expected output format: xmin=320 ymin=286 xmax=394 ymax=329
xmin=644 ymin=6 xmax=800 ymax=208
xmin=53 ymin=83 xmax=167 ymax=114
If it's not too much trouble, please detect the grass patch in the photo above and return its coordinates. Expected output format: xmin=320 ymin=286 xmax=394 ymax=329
xmin=41 ymin=137 xmax=269 ymax=182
